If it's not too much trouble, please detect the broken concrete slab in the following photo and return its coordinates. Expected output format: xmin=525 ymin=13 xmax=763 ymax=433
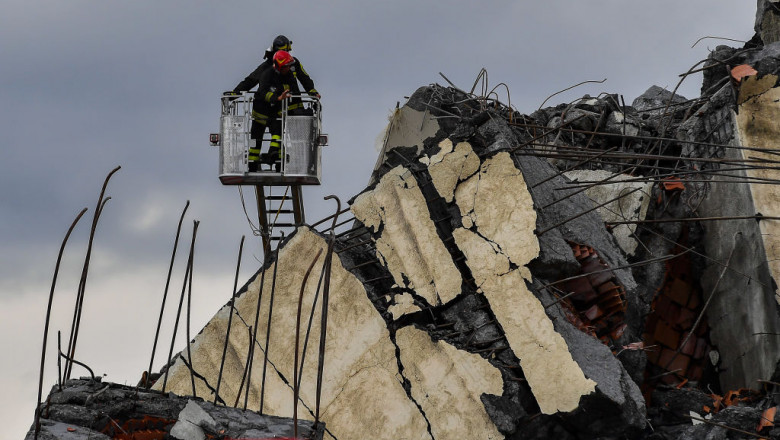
xmin=396 ymin=325 xmax=504 ymax=439
xmin=352 ymin=165 xmax=462 ymax=306
xmin=563 ymin=169 xmax=653 ymax=256
xmin=170 ymin=400 xmax=215 ymax=440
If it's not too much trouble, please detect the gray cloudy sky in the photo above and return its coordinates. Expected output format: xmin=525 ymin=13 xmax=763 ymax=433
xmin=0 ymin=1 xmax=756 ymax=437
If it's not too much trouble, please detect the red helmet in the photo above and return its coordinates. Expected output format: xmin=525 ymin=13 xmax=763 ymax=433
xmin=273 ymin=50 xmax=294 ymax=71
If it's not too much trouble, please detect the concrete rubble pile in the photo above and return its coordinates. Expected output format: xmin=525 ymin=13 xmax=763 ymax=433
xmin=28 ymin=2 xmax=780 ymax=439
xmin=152 ymin=66 xmax=780 ymax=440
xmin=29 ymin=378 xmax=323 ymax=440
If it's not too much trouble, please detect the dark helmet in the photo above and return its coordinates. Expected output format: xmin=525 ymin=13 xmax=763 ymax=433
xmin=272 ymin=35 xmax=292 ymax=51
xmin=273 ymin=50 xmax=294 ymax=71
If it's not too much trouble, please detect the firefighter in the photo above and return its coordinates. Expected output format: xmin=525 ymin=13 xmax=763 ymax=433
xmin=227 ymin=35 xmax=319 ymax=171
xmin=254 ymin=50 xmax=320 ymax=168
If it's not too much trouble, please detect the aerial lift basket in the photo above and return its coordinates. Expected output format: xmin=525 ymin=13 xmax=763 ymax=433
xmin=210 ymin=92 xmax=327 ymax=185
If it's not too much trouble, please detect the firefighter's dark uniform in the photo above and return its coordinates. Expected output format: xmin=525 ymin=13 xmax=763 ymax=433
xmin=253 ymin=59 xmax=318 ymax=165
xmin=233 ymin=57 xmax=317 ymax=167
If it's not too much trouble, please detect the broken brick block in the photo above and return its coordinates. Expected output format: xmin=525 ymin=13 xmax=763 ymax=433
xmin=675 ymin=307 xmax=696 ymax=330
xmin=658 ymin=348 xmax=691 ymax=376
xmin=584 ymin=304 xmax=604 ymax=321
xmin=565 ymin=278 xmax=599 ymax=304
xmin=679 ymin=333 xmax=697 ymax=356
xmin=653 ymin=294 xmax=674 ymax=318
xmin=588 ymin=270 xmax=614 ymax=287
xmin=654 ymin=321 xmax=681 ymax=349
xmin=665 ymin=278 xmax=692 ymax=306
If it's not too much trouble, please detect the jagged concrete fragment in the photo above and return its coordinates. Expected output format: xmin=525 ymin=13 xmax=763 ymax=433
xmin=422 ymin=138 xmax=481 ymax=203
xmin=451 ymin=152 xmax=595 ymax=414
xmin=388 ymin=292 xmax=421 ymax=319
xmin=676 ymin=76 xmax=780 ymax=390
xmin=632 ymin=85 xmax=687 ymax=115
xmin=352 ymin=165 xmax=462 ymax=305
xmin=563 ymin=170 xmax=652 ymax=256
xmin=455 ymin=152 xmax=539 ymax=268
xmin=170 ymin=400 xmax=215 ymax=440
xmin=736 ymin=76 xmax=780 ymax=301
xmin=757 ymin=0 xmax=780 ymax=44
xmin=396 ymin=326 xmax=503 ymax=439
xmin=155 ymin=227 xmax=429 ymax=440
xmin=29 ymin=379 xmax=321 ymax=440
xmin=373 ymin=105 xmax=441 ymax=182
xmin=454 ymin=227 xmax=595 ymax=414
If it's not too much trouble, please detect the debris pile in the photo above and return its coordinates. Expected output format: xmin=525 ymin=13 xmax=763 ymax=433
xmin=28 ymin=2 xmax=780 ymax=439
xmin=29 ymin=378 xmax=322 ymax=440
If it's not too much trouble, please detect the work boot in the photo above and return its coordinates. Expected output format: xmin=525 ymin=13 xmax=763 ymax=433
xmin=260 ymin=148 xmax=281 ymax=166
xmin=248 ymin=161 xmax=259 ymax=172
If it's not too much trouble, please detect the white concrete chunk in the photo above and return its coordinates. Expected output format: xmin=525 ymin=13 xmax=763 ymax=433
xmin=396 ymin=326 xmax=504 ymax=439
xmin=352 ymin=165 xmax=462 ymax=305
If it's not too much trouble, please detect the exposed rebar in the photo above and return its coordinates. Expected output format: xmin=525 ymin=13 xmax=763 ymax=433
xmin=146 ymin=200 xmax=190 ymax=388
xmin=214 ymin=235 xmax=245 ymax=405
xmin=65 ymin=166 xmax=120 ymax=379
xmin=35 ymin=208 xmax=87 ymax=440
xmin=294 ymin=248 xmax=324 ymax=439
xmin=161 ymin=220 xmax=199 ymax=393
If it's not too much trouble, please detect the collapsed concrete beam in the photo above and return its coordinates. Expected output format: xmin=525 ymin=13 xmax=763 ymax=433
xmin=155 ymin=227 xmax=430 ymax=440
xmin=352 ymin=165 xmax=462 ymax=306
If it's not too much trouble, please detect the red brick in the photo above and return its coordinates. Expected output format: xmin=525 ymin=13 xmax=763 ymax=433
xmin=654 ymin=321 xmax=681 ymax=349
xmin=675 ymin=307 xmax=696 ymax=330
xmin=588 ymin=270 xmax=614 ymax=287
xmin=658 ymin=348 xmax=691 ymax=375
xmin=584 ymin=304 xmax=603 ymax=321
xmin=597 ymin=281 xmax=619 ymax=294
xmin=679 ymin=333 xmax=697 ymax=356
xmin=565 ymin=278 xmax=599 ymax=304
xmin=653 ymin=294 xmax=674 ymax=317
xmin=666 ymin=278 xmax=692 ymax=306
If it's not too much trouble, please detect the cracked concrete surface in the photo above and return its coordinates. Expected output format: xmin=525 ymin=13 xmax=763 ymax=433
xmin=564 ymin=170 xmax=652 ymax=256
xmin=372 ymin=105 xmax=441 ymax=184
xmin=735 ymin=77 xmax=780 ymax=302
xmin=155 ymin=227 xmax=428 ymax=440
xmin=452 ymin=152 xmax=596 ymax=414
xmin=455 ymin=152 xmax=539 ymax=268
xmin=396 ymin=326 xmax=503 ymax=439
xmin=352 ymin=165 xmax=462 ymax=306
xmin=423 ymin=138 xmax=481 ymax=203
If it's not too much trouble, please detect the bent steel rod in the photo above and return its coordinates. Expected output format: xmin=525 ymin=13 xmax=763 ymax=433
xmin=316 ymin=195 xmax=342 ymax=422
xmin=215 ymin=235 xmax=245 ymax=405
xmin=259 ymin=235 xmax=283 ymax=415
xmin=185 ymin=221 xmax=200 ymax=398
xmin=536 ymin=186 xmax=643 ymax=236
xmin=530 ymin=147 xmax=618 ymax=188
xmin=146 ymin=200 xmax=190 ymax=388
xmin=294 ymin=248 xmax=324 ymax=440
xmin=234 ymin=326 xmax=254 ymax=408
xmin=296 ymin=262 xmax=327 ymax=395
xmin=607 ymin=215 xmax=780 ymax=226
xmin=35 ymin=207 xmax=87 ymax=440
xmin=297 ymin=197 xmax=343 ymax=399
xmin=161 ymin=220 xmax=198 ymax=393
xmin=244 ymin=232 xmax=282 ymax=410
xmin=509 ymin=122 xmax=780 ymax=158
xmin=65 ymin=166 xmax=120 ymax=379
